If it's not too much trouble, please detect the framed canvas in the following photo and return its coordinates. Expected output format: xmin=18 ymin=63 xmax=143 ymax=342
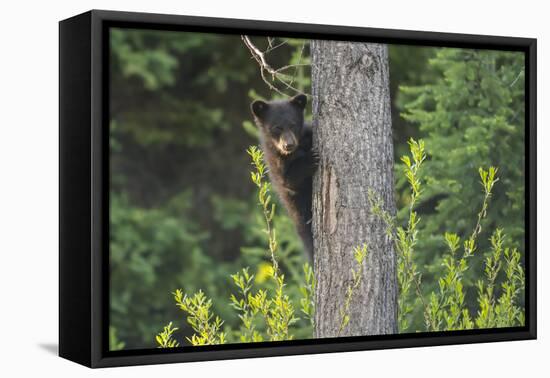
xmin=59 ymin=9 xmax=537 ymax=368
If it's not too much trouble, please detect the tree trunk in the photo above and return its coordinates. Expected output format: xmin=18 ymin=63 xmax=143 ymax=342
xmin=311 ymin=40 xmax=397 ymax=338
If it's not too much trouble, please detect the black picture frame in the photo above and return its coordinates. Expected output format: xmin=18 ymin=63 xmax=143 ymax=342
xmin=59 ymin=9 xmax=537 ymax=368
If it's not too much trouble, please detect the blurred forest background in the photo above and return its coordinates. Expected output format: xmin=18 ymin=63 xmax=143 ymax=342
xmin=109 ymin=28 xmax=525 ymax=350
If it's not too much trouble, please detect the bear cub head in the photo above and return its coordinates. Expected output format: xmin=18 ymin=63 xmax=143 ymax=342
xmin=250 ymin=94 xmax=307 ymax=156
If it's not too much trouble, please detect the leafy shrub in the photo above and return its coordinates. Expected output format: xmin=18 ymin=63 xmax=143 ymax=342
xmin=338 ymin=244 xmax=368 ymax=336
xmin=369 ymin=139 xmax=525 ymax=333
xmin=155 ymin=322 xmax=179 ymax=348
xmin=156 ymin=146 xmax=367 ymax=346
xmin=396 ymin=48 xmax=525 ymax=328
xmin=155 ymin=139 xmax=525 ymax=347
xmin=156 ymin=139 xmax=525 ymax=346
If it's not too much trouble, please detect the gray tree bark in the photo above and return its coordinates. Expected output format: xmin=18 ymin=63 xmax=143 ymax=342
xmin=311 ymin=40 xmax=398 ymax=338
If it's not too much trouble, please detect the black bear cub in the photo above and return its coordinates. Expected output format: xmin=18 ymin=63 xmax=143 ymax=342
xmin=250 ymin=94 xmax=317 ymax=261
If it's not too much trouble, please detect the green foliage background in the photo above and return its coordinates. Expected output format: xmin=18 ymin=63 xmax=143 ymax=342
xmin=109 ymin=29 xmax=525 ymax=349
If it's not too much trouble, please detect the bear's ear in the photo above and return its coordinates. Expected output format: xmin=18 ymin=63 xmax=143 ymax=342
xmin=251 ymin=100 xmax=269 ymax=120
xmin=290 ymin=94 xmax=307 ymax=110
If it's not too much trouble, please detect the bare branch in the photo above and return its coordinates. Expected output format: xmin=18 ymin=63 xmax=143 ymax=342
xmin=241 ymin=35 xmax=309 ymax=97
xmin=289 ymin=42 xmax=307 ymax=88
xmin=242 ymin=35 xmax=277 ymax=75
xmin=275 ymin=75 xmax=305 ymax=94
xmin=273 ymin=63 xmax=310 ymax=75
xmin=264 ymin=40 xmax=289 ymax=54
xmin=242 ymin=35 xmax=287 ymax=96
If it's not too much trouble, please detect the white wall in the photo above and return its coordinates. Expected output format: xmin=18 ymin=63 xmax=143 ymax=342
xmin=0 ymin=0 xmax=546 ymax=376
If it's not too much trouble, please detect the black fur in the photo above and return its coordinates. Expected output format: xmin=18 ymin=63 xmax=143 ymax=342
xmin=250 ymin=94 xmax=317 ymax=261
